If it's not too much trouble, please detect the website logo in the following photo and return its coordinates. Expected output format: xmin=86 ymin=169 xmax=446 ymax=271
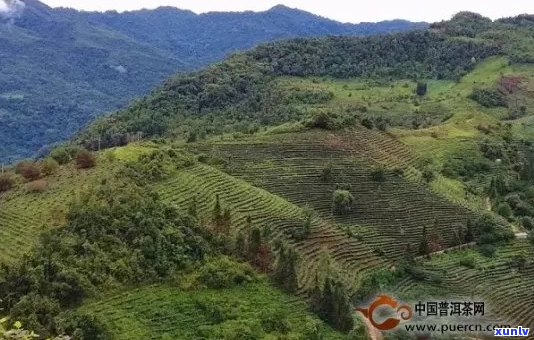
xmin=494 ymin=327 xmax=530 ymax=337
xmin=356 ymin=295 xmax=512 ymax=336
xmin=355 ymin=295 xmax=413 ymax=331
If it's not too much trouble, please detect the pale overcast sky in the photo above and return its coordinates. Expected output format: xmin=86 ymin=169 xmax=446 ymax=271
xmin=37 ymin=0 xmax=534 ymax=23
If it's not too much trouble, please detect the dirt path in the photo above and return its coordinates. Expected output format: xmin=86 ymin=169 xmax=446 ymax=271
xmin=362 ymin=317 xmax=383 ymax=340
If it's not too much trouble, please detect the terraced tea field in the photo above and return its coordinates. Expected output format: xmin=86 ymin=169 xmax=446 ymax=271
xmin=80 ymin=282 xmax=346 ymax=340
xmin=393 ymin=240 xmax=534 ymax=339
xmin=186 ymin=129 xmax=481 ymax=262
xmin=0 ymin=158 xmax=114 ymax=264
xmin=154 ymin=162 xmax=388 ymax=291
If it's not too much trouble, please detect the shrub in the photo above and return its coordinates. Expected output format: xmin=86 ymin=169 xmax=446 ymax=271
xmin=416 ymin=82 xmax=428 ymax=96
xmin=361 ymin=118 xmax=373 ymax=129
xmin=16 ymin=161 xmax=41 ymax=181
xmin=40 ymin=158 xmax=60 ymax=176
xmin=347 ymin=323 xmax=370 ymax=340
xmin=320 ymin=163 xmax=333 ymax=182
xmin=522 ymin=216 xmax=534 ymax=230
xmin=0 ymin=174 xmax=15 ymax=192
xmin=49 ymin=146 xmax=75 ymax=165
xmin=305 ymin=110 xmax=337 ymax=130
xmin=496 ymin=202 xmax=512 ymax=218
xmin=392 ymin=167 xmax=404 ymax=177
xmin=332 ymin=190 xmax=354 ymax=215
xmin=478 ymin=244 xmax=496 ymax=257
xmin=370 ymin=167 xmax=386 ymax=182
xmin=422 ymin=168 xmax=435 ymax=183
xmin=195 ymin=256 xmax=257 ymax=289
xmin=468 ymin=87 xmax=507 ymax=108
xmin=26 ymin=180 xmax=48 ymax=193
xmin=459 ymin=254 xmax=477 ymax=268
xmin=260 ymin=311 xmax=291 ymax=334
xmin=376 ymin=119 xmax=388 ymax=131
xmin=75 ymin=149 xmax=96 ymax=169
xmin=514 ymin=201 xmax=534 ymax=217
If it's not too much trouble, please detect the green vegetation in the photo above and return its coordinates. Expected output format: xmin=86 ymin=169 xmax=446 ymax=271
xmin=0 ymin=2 xmax=424 ymax=163
xmin=4 ymin=10 xmax=534 ymax=340
xmin=80 ymin=282 xmax=345 ymax=340
xmin=78 ymin=27 xmax=501 ymax=149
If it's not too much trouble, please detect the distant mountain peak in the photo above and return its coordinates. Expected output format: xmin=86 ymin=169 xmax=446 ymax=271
xmin=268 ymin=4 xmax=294 ymax=11
xmin=267 ymin=4 xmax=305 ymax=14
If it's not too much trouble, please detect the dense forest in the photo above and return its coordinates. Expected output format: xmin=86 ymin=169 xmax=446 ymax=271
xmin=0 ymin=0 xmax=425 ymax=163
xmin=77 ymin=27 xmax=502 ymax=149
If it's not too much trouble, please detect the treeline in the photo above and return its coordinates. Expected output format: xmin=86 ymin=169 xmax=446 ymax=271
xmin=76 ymin=30 xmax=501 ymax=150
xmin=249 ymin=31 xmax=499 ymax=79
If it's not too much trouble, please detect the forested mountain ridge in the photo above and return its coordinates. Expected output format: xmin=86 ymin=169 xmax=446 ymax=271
xmin=78 ymin=11 xmax=534 ymax=149
xmin=78 ymin=5 xmax=427 ymax=68
xmin=0 ymin=0 xmax=426 ymax=163
xmin=77 ymin=21 xmax=501 ymax=147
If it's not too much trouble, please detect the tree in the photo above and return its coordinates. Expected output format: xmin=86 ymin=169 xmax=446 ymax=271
xmin=310 ymin=275 xmax=354 ymax=333
xmin=361 ymin=118 xmax=373 ymax=129
xmin=303 ymin=209 xmax=313 ymax=237
xmin=332 ymin=190 xmax=354 ymax=215
xmin=522 ymin=216 xmax=534 ymax=230
xmin=75 ymin=150 xmax=96 ymax=169
xmin=187 ymin=195 xmax=198 ymax=218
xmin=16 ymin=161 xmax=41 ymax=181
xmin=497 ymin=203 xmax=512 ymax=218
xmin=212 ymin=194 xmax=223 ymax=232
xmin=40 ymin=158 xmax=59 ymax=176
xmin=418 ymin=225 xmax=430 ymax=257
xmin=235 ymin=232 xmax=246 ymax=259
xmin=416 ymin=82 xmax=428 ymax=96
xmin=274 ymin=244 xmax=299 ymax=293
xmin=246 ymin=227 xmax=263 ymax=261
xmin=370 ymin=167 xmax=386 ymax=182
xmin=0 ymin=318 xmax=70 ymax=340
xmin=332 ymin=280 xmax=355 ymax=332
xmin=211 ymin=195 xmax=231 ymax=234
xmin=465 ymin=219 xmax=475 ymax=243
xmin=320 ymin=162 xmax=333 ymax=182
xmin=49 ymin=146 xmax=73 ymax=165
xmin=0 ymin=174 xmax=14 ymax=193
xmin=422 ymin=168 xmax=435 ymax=183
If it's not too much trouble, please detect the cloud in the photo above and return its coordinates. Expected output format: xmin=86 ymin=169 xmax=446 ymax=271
xmin=0 ymin=0 xmax=26 ymax=19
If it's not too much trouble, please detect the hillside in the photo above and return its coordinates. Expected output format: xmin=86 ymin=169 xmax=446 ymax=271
xmin=0 ymin=0 xmax=426 ymax=163
xmin=2 ymin=11 xmax=534 ymax=340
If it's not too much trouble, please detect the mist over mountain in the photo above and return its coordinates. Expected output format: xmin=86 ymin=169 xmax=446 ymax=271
xmin=0 ymin=0 xmax=427 ymax=162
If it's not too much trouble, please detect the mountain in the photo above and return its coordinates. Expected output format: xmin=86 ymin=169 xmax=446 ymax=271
xmin=0 ymin=0 xmax=427 ymax=163
xmin=2 ymin=11 xmax=534 ymax=340
xmin=79 ymin=5 xmax=427 ymax=68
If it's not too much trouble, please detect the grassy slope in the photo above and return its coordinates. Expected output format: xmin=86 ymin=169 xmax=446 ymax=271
xmin=0 ymin=158 xmax=115 ymax=264
xmin=274 ymin=57 xmax=534 ymax=211
xmin=80 ymin=282 xmax=345 ymax=340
